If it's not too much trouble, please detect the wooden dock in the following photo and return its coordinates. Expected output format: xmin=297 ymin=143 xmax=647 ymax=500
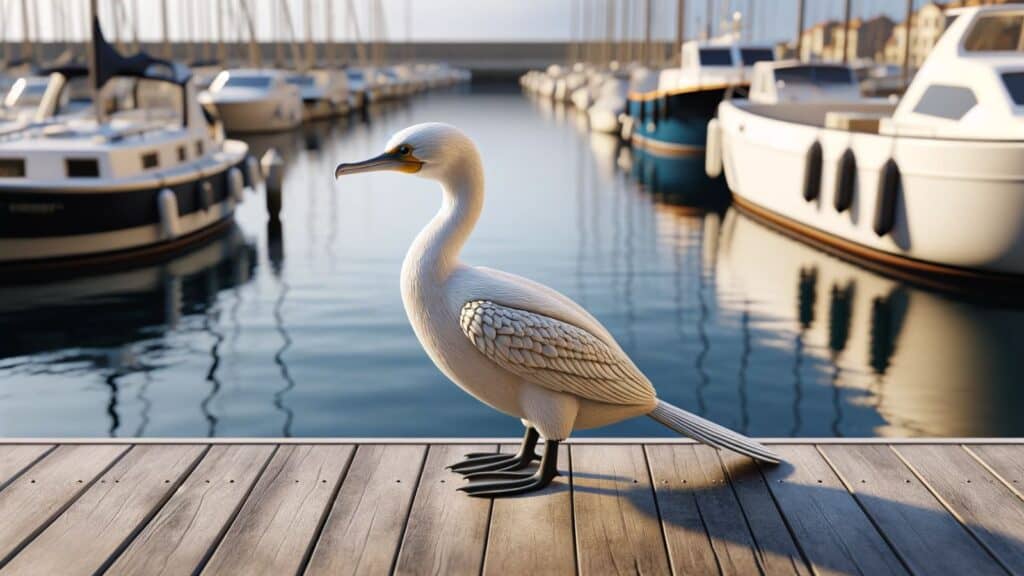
xmin=0 ymin=439 xmax=1021 ymax=575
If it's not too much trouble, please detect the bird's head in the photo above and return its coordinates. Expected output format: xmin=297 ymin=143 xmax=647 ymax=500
xmin=334 ymin=122 xmax=478 ymax=182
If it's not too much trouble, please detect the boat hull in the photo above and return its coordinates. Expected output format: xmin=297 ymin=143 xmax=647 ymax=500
xmin=719 ymin=100 xmax=1024 ymax=277
xmin=626 ymin=87 xmax=730 ymax=156
xmin=214 ymin=97 xmax=302 ymax=134
xmin=0 ymin=155 xmax=252 ymax=268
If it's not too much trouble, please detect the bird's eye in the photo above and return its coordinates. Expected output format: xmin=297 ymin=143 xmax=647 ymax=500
xmin=397 ymin=144 xmax=411 ymax=156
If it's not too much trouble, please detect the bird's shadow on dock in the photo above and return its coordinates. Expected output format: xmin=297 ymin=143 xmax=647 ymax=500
xmin=562 ymin=458 xmax=1023 ymax=576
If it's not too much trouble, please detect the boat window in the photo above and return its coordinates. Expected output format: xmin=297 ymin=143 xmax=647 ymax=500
xmin=1002 ymin=72 xmax=1024 ymax=105
xmin=0 ymin=158 xmax=25 ymax=177
xmin=286 ymin=76 xmax=316 ymax=87
xmin=774 ymin=66 xmax=854 ymax=85
xmin=346 ymin=70 xmax=364 ymax=80
xmin=141 ymin=152 xmax=159 ymax=169
xmin=66 ymin=158 xmax=99 ymax=178
xmin=195 ymin=140 xmax=204 ymax=156
xmin=740 ymin=48 xmax=774 ymax=65
xmin=177 ymin=146 xmax=187 ymax=162
xmin=699 ymin=48 xmax=734 ymax=66
xmin=222 ymin=76 xmax=273 ymax=89
xmin=964 ymin=14 xmax=1024 ymax=52
xmin=912 ymin=84 xmax=977 ymax=120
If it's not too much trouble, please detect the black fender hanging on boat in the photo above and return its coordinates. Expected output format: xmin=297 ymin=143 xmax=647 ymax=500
xmin=874 ymin=159 xmax=900 ymax=236
xmin=834 ymin=148 xmax=856 ymax=213
xmin=803 ymin=141 xmax=823 ymax=202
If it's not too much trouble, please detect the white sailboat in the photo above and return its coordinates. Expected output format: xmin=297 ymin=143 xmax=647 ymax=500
xmin=0 ymin=11 xmax=259 ymax=269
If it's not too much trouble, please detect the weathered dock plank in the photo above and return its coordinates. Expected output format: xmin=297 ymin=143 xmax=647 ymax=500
xmin=0 ymin=444 xmax=129 ymax=567
xmin=570 ymin=444 xmax=671 ymax=576
xmin=482 ymin=444 xmax=574 ymax=576
xmin=201 ymin=445 xmax=353 ymax=576
xmin=392 ymin=444 xmax=495 ymax=576
xmin=0 ymin=445 xmax=53 ymax=490
xmin=821 ymin=444 xmax=1005 ymax=575
xmin=0 ymin=440 xmax=1021 ymax=576
xmin=306 ymin=444 xmax=426 ymax=576
xmin=761 ymin=445 xmax=908 ymax=576
xmin=718 ymin=451 xmax=811 ymax=576
xmin=2 ymin=445 xmax=206 ymax=576
xmin=646 ymin=444 xmax=752 ymax=575
xmin=895 ymin=444 xmax=1024 ymax=573
xmin=969 ymin=445 xmax=1024 ymax=499
xmin=105 ymin=445 xmax=277 ymax=576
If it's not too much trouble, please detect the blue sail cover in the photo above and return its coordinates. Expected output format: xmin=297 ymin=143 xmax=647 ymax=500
xmin=92 ymin=15 xmax=192 ymax=89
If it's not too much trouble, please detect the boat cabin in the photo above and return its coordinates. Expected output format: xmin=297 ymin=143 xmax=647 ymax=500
xmin=748 ymin=61 xmax=862 ymax=104
xmin=659 ymin=40 xmax=776 ymax=94
xmin=886 ymin=5 xmax=1024 ymax=139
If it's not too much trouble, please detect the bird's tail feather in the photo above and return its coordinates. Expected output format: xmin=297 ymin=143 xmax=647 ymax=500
xmin=648 ymin=400 xmax=781 ymax=463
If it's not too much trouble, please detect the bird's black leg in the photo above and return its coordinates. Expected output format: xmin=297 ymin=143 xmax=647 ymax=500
xmin=458 ymin=439 xmax=560 ymax=497
xmin=447 ymin=426 xmax=540 ymax=474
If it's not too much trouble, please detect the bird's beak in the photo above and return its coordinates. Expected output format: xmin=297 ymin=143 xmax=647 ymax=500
xmin=334 ymin=151 xmax=422 ymax=178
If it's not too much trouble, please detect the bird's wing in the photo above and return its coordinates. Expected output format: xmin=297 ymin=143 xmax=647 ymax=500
xmin=459 ymin=300 xmax=656 ymax=406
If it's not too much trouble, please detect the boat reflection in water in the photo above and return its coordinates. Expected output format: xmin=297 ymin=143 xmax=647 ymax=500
xmin=623 ymin=145 xmax=729 ymax=214
xmin=0 ymin=226 xmax=257 ymax=436
xmin=715 ymin=210 xmax=1024 ymax=437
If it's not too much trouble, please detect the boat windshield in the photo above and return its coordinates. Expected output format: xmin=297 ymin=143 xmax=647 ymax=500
xmin=699 ymin=48 xmax=734 ymax=66
xmin=221 ymin=76 xmax=273 ymax=89
xmin=740 ymin=48 xmax=774 ymax=65
xmin=286 ymin=75 xmax=316 ymax=87
xmin=964 ymin=14 xmax=1024 ymax=52
xmin=775 ymin=66 xmax=854 ymax=86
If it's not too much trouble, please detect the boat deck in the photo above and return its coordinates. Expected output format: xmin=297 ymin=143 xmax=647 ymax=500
xmin=0 ymin=439 xmax=1022 ymax=575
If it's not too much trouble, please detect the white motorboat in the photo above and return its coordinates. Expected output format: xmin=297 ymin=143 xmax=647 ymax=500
xmin=200 ymin=68 xmax=303 ymax=134
xmin=0 ymin=19 xmax=260 ymax=269
xmin=588 ymin=72 xmax=630 ymax=134
xmin=714 ymin=5 xmax=1024 ymax=278
xmin=286 ymin=69 xmax=351 ymax=121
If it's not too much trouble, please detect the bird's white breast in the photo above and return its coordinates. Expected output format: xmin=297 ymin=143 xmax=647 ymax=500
xmin=399 ymin=258 xmax=525 ymax=416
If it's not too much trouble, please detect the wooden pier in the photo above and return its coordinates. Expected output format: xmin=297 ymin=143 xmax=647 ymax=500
xmin=0 ymin=439 xmax=1022 ymax=575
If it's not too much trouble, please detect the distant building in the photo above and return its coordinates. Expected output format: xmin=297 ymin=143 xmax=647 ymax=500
xmin=828 ymin=16 xmax=896 ymax=62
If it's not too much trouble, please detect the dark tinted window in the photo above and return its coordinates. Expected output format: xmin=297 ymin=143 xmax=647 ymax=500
xmin=699 ymin=48 xmax=734 ymax=66
xmin=141 ymin=152 xmax=159 ymax=169
xmin=286 ymin=75 xmax=316 ymax=87
xmin=66 ymin=158 xmax=99 ymax=177
xmin=223 ymin=76 xmax=272 ymax=89
xmin=740 ymin=48 xmax=774 ymax=65
xmin=912 ymin=85 xmax=977 ymax=119
xmin=964 ymin=14 xmax=1023 ymax=51
xmin=1003 ymin=72 xmax=1024 ymax=105
xmin=0 ymin=158 xmax=25 ymax=177
xmin=775 ymin=66 xmax=854 ymax=85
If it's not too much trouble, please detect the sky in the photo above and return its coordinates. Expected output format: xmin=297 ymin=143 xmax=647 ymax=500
xmin=2 ymin=0 xmax=915 ymax=44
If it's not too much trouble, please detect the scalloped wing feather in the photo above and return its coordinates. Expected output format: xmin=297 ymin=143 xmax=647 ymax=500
xmin=459 ymin=300 xmax=656 ymax=406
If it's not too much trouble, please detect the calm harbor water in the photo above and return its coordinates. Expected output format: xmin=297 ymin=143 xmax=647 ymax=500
xmin=2 ymin=86 xmax=1023 ymax=438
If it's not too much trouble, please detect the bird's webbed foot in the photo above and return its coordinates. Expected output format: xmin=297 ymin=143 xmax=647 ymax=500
xmin=446 ymin=427 xmax=540 ymax=474
xmin=459 ymin=439 xmax=560 ymax=498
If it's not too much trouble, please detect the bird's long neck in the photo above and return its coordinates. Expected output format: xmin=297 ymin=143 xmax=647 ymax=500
xmin=404 ymin=158 xmax=484 ymax=283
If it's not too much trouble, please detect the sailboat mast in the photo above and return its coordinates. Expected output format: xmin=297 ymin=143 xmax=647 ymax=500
xmin=676 ymin=0 xmax=685 ymax=65
xmin=841 ymin=0 xmax=851 ymax=63
xmin=305 ymin=0 xmax=315 ymax=70
xmin=88 ymin=0 xmax=102 ymax=123
xmin=795 ymin=0 xmax=805 ymax=61
xmin=643 ymin=0 xmax=651 ymax=67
